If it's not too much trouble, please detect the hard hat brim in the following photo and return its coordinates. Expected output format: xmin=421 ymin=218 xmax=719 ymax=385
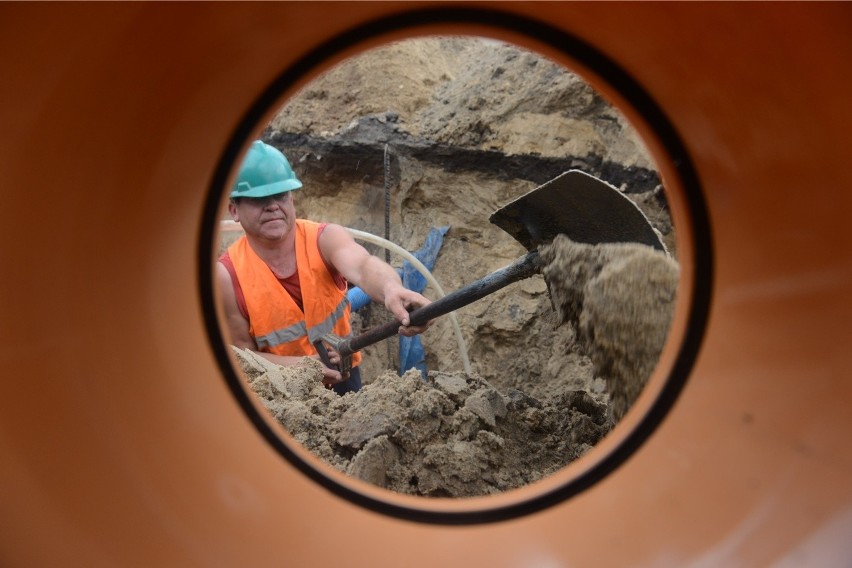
xmin=230 ymin=178 xmax=302 ymax=199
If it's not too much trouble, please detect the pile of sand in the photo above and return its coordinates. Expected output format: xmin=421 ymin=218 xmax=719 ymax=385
xmin=235 ymin=347 xmax=608 ymax=497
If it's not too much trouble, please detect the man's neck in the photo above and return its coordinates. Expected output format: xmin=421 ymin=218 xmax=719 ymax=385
xmin=246 ymin=232 xmax=296 ymax=277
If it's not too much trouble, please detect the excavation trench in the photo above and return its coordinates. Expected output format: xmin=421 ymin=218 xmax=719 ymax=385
xmin=224 ymin=37 xmax=678 ymax=497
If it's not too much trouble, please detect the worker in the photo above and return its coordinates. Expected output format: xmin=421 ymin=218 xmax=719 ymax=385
xmin=217 ymin=140 xmax=432 ymax=394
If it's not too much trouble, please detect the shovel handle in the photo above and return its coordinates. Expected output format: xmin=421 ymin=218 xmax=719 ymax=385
xmin=337 ymin=250 xmax=541 ymax=358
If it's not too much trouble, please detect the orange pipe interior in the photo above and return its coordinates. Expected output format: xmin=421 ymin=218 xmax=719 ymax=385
xmin=1 ymin=2 xmax=851 ymax=565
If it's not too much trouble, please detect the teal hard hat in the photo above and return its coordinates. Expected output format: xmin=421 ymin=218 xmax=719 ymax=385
xmin=231 ymin=140 xmax=302 ymax=198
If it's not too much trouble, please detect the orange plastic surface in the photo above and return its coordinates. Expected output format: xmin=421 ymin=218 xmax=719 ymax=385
xmin=1 ymin=2 xmax=851 ymax=566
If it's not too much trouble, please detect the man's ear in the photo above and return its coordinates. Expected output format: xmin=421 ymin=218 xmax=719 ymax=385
xmin=228 ymin=199 xmax=239 ymax=221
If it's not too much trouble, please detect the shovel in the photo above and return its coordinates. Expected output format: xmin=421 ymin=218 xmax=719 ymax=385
xmin=313 ymin=170 xmax=665 ymax=373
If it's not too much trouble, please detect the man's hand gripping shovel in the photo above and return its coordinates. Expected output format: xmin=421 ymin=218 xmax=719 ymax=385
xmin=313 ymin=333 xmax=352 ymax=377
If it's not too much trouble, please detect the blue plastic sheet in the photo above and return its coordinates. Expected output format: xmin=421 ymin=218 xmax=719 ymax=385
xmin=347 ymin=226 xmax=449 ymax=379
xmin=347 ymin=286 xmax=371 ymax=312
xmin=398 ymin=226 xmax=449 ymax=379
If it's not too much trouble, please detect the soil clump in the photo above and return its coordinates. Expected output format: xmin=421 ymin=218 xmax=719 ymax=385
xmin=234 ymin=348 xmax=608 ymax=497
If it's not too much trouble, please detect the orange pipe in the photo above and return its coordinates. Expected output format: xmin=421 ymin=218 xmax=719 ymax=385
xmin=1 ymin=2 xmax=851 ymax=566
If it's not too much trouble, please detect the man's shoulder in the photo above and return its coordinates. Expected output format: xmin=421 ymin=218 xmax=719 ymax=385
xmin=298 ymin=219 xmax=332 ymax=239
xmin=219 ymin=235 xmax=245 ymax=261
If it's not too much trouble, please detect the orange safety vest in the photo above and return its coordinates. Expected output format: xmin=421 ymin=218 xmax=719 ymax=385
xmin=227 ymin=219 xmax=361 ymax=367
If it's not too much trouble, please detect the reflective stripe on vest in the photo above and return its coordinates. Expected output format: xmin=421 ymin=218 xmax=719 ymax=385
xmin=255 ymin=295 xmax=350 ymax=349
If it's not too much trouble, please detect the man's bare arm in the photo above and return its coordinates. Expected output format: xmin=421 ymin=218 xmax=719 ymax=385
xmin=319 ymin=224 xmax=433 ymax=336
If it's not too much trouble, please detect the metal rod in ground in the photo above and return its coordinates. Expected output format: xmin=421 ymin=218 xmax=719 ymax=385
xmin=383 ymin=144 xmax=392 ymax=366
xmin=383 ymin=144 xmax=391 ymax=264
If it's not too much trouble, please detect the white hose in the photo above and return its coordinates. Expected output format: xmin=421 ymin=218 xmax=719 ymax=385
xmin=346 ymin=228 xmax=472 ymax=374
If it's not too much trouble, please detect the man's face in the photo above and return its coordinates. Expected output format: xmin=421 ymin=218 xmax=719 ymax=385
xmin=229 ymin=192 xmax=296 ymax=242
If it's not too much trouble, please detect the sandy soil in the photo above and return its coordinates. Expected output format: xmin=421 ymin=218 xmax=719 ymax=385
xmin=237 ymin=349 xmax=608 ymax=497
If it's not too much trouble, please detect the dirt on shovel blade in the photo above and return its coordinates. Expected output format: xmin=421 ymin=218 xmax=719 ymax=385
xmin=539 ymin=235 xmax=679 ymax=422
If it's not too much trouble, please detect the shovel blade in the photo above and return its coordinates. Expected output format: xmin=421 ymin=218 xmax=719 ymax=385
xmin=489 ymin=170 xmax=666 ymax=252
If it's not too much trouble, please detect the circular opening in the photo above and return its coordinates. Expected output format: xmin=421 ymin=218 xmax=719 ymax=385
xmin=201 ymin=8 xmax=711 ymax=524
